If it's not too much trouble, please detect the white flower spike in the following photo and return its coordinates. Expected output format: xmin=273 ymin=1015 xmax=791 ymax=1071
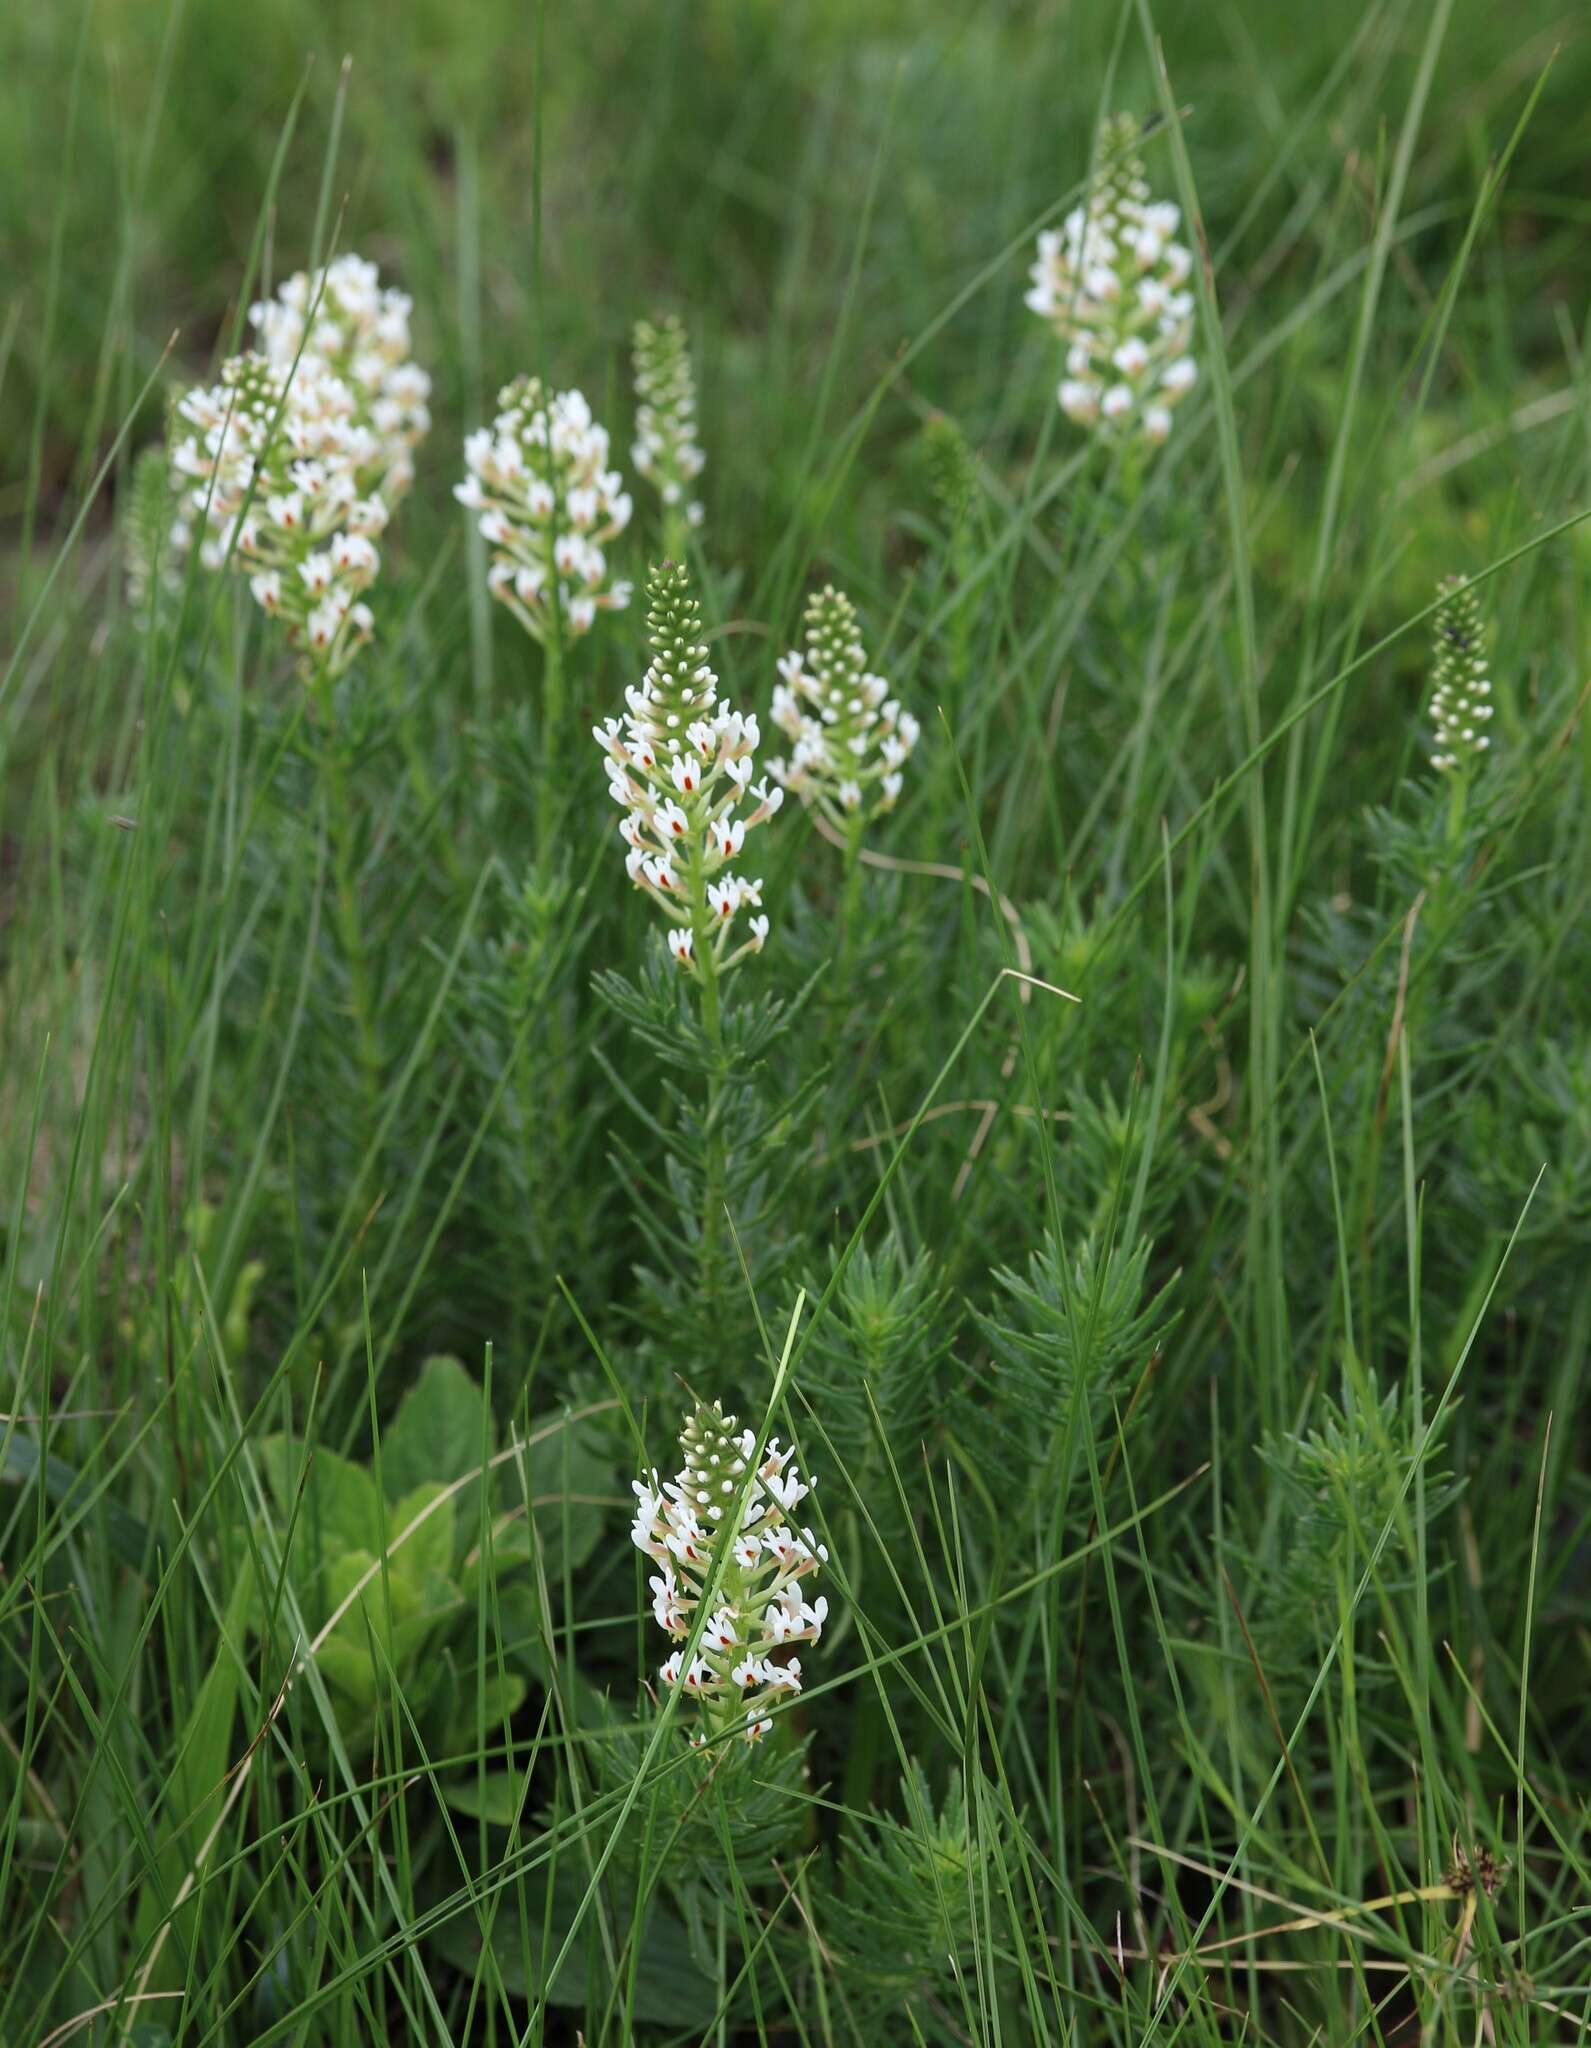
xmin=457 ymin=377 xmax=632 ymax=645
xmin=769 ymin=585 xmax=920 ymax=831
xmin=1026 ymin=114 xmax=1197 ymax=451
xmin=248 ymin=253 xmax=431 ymax=501
xmin=169 ymin=352 xmax=384 ymax=676
xmin=631 ymin=1399 xmax=828 ymax=1745
xmin=594 ymin=560 xmax=780 ymax=972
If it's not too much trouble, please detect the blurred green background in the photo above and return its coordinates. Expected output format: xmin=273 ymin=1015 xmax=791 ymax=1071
xmin=4 ymin=0 xmax=1586 ymax=574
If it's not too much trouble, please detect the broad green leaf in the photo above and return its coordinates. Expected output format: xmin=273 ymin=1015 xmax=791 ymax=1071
xmin=380 ymin=1354 xmax=494 ymax=1502
xmin=390 ymin=1480 xmax=457 ymax=1582
xmin=442 ymin=1671 xmax=527 ymax=1757
xmin=439 ymin=1770 xmax=526 ymax=1825
xmin=510 ymin=1411 xmax=617 ymax=1574
xmin=427 ymin=1869 xmax=716 ymax=2026
xmin=1 ymin=1430 xmax=158 ymax=1572
xmin=258 ymin=1434 xmax=381 ymax=1562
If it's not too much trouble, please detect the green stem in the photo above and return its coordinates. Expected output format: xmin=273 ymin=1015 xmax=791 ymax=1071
xmin=826 ymin=815 xmax=866 ymax=1120
xmin=537 ymin=630 xmax=566 ymax=870
xmin=837 ymin=813 xmax=865 ymax=982
xmin=313 ymin=664 xmax=383 ymax=1139
xmin=688 ymin=839 xmax=728 ymax=1304
xmin=1445 ymin=771 xmax=1468 ymax=854
xmin=529 ymin=628 xmax=577 ymax=1308
xmin=397 ymin=711 xmax=467 ymax=891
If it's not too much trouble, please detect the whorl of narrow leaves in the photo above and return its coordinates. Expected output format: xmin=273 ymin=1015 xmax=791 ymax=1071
xmin=1246 ymin=1378 xmax=1459 ymax=1683
xmin=798 ymin=1243 xmax=956 ymax=1475
xmin=822 ymin=1766 xmax=998 ymax=2018
xmin=921 ymin=411 xmax=980 ymax=525
xmin=1429 ymin=575 xmax=1493 ymax=773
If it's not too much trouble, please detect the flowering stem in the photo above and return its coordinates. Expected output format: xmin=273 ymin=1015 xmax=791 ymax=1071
xmin=828 ymin=814 xmax=867 ymax=1094
xmin=312 ymin=662 xmax=383 ymax=1135
xmin=1445 ymin=771 xmax=1468 ymax=855
xmin=687 ymin=834 xmax=729 ymax=1294
xmin=838 ymin=812 xmax=865 ymax=966
xmin=538 ymin=628 xmax=566 ymax=869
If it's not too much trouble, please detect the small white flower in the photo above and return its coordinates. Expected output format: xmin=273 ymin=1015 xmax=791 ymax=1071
xmin=702 ymin=1608 xmax=739 ymax=1653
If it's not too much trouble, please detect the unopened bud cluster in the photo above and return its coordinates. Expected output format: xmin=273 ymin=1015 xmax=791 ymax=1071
xmin=593 ymin=561 xmax=782 ymax=971
xmin=1428 ymin=576 xmax=1493 ymax=773
xmin=1026 ymin=114 xmax=1197 ymax=446
xmin=632 ymin=314 xmax=705 ymax=531
xmin=632 ymin=1401 xmax=829 ymax=1745
xmin=770 ymin=586 xmax=919 ymax=826
xmin=456 ymin=379 xmax=633 ymax=643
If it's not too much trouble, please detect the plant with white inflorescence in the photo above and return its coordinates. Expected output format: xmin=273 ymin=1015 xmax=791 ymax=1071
xmin=1025 ymin=113 xmax=1197 ymax=450
xmin=593 ymin=559 xmax=781 ymax=980
xmin=168 ymin=353 xmax=386 ymax=676
xmin=249 ymin=253 xmax=432 ymax=501
xmin=160 ymin=252 xmax=430 ymax=679
xmin=769 ymin=584 xmax=919 ymax=832
xmin=456 ymin=377 xmax=633 ymax=645
xmin=632 ymin=1399 xmax=828 ymax=1746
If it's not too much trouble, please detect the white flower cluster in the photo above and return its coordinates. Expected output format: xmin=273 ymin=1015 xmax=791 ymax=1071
xmin=632 ymin=313 xmax=705 ymax=531
xmin=249 ymin=254 xmax=432 ymax=501
xmin=769 ymin=585 xmax=920 ymax=826
xmin=456 ymin=378 xmax=632 ymax=644
xmin=1026 ymin=114 xmax=1197 ymax=446
xmin=593 ymin=561 xmax=782 ymax=972
xmin=170 ymin=352 xmax=386 ymax=674
xmin=1429 ymin=576 xmax=1493 ymax=773
xmin=632 ymin=1400 xmax=829 ymax=1745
